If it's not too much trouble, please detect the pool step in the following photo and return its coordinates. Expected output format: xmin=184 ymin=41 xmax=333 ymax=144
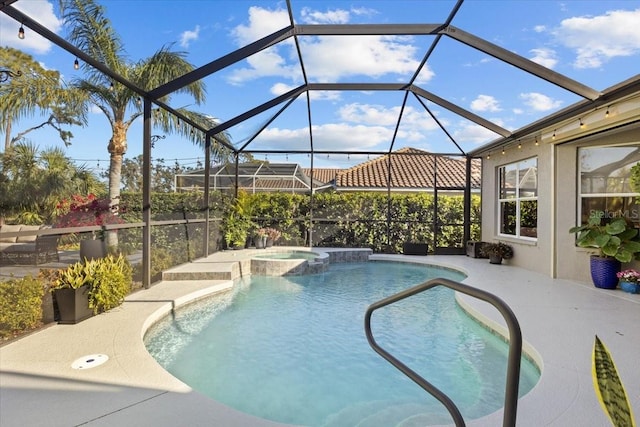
xmin=162 ymin=259 xmax=250 ymax=281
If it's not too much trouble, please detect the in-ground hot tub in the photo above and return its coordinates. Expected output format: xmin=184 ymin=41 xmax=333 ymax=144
xmin=250 ymin=250 xmax=329 ymax=276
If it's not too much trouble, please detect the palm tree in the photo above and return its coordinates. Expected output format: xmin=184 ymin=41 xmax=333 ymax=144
xmin=58 ymin=0 xmax=232 ymax=244
xmin=0 ymin=47 xmax=87 ymax=150
xmin=0 ymin=141 xmax=104 ymax=223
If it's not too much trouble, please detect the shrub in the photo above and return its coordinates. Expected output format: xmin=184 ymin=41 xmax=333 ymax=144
xmin=52 ymin=255 xmax=133 ymax=314
xmin=0 ymin=276 xmax=45 ymax=339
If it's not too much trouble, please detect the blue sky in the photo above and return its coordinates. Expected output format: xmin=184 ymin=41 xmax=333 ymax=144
xmin=1 ymin=0 xmax=640 ymax=174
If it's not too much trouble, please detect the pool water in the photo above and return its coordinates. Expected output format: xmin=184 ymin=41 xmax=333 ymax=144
xmin=145 ymin=261 xmax=540 ymax=426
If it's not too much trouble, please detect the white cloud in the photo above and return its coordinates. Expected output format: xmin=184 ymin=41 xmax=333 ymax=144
xmin=300 ymin=35 xmax=421 ymax=82
xmin=300 ymin=7 xmax=350 ymax=24
xmin=470 ymin=95 xmax=502 ymax=113
xmin=227 ymin=6 xmax=425 ymax=85
xmin=338 ymin=103 xmax=438 ymax=133
xmin=4 ymin=0 xmax=61 ymax=54
xmin=529 ymin=48 xmax=558 ymax=69
xmin=520 ymin=92 xmax=563 ymax=111
xmin=454 ymin=122 xmax=501 ymax=145
xmin=270 ymin=82 xmax=340 ymax=101
xmin=533 ymin=25 xmax=546 ymax=33
xmin=231 ymin=6 xmax=290 ymax=45
xmin=257 ymin=123 xmax=392 ymax=151
xmin=179 ymin=25 xmax=200 ymax=48
xmin=555 ymin=8 xmax=640 ymax=69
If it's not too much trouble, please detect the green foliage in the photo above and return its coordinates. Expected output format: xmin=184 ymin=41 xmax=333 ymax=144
xmin=52 ymin=255 xmax=132 ymax=314
xmin=592 ymin=336 xmax=636 ymax=427
xmin=0 ymin=142 xmax=104 ymax=221
xmin=570 ymin=212 xmax=640 ymax=262
xmin=630 ymin=162 xmax=640 ymax=194
xmin=0 ymin=276 xmax=45 ymax=339
xmin=481 ymin=242 xmax=514 ymax=259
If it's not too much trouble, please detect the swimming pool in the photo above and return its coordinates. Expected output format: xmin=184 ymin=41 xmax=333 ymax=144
xmin=145 ymin=261 xmax=540 ymax=426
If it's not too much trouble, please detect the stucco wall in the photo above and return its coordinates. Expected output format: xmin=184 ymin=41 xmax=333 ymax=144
xmin=481 ymin=140 xmax=553 ymax=276
xmin=555 ymin=126 xmax=640 ymax=283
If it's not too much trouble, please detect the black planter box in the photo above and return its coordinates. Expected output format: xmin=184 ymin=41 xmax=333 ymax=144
xmin=466 ymin=241 xmax=488 ymax=258
xmin=53 ymin=285 xmax=94 ymax=324
xmin=403 ymin=242 xmax=428 ymax=255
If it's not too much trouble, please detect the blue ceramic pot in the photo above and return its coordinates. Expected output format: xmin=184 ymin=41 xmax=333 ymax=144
xmin=589 ymin=256 xmax=620 ymax=289
xmin=619 ymin=281 xmax=640 ymax=294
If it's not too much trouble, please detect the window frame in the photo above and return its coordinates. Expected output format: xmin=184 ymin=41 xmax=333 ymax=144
xmin=577 ymin=143 xmax=639 ymax=226
xmin=496 ymin=156 xmax=538 ymax=241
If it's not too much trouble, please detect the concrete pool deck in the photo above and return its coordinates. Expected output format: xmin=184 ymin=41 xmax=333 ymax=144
xmin=1 ymin=249 xmax=639 ymax=426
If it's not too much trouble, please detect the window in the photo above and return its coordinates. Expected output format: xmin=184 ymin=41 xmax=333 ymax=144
xmin=498 ymin=158 xmax=538 ymax=239
xmin=578 ymin=144 xmax=640 ymax=225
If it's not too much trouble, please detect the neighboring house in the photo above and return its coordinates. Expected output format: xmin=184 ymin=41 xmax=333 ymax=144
xmin=471 ymin=80 xmax=640 ymax=284
xmin=177 ymin=148 xmax=479 ymax=195
xmin=306 ymin=147 xmax=481 ymax=195
xmin=175 ymin=162 xmax=322 ymax=194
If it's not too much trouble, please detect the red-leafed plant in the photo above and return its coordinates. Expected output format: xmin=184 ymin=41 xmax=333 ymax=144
xmin=54 ymin=194 xmax=124 ymax=240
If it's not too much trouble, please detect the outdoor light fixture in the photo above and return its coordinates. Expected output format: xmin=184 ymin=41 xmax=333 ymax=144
xmin=535 ymin=137 xmax=539 ymax=146
xmin=109 ymin=81 xmax=114 ymax=91
xmin=579 ymin=118 xmax=585 ymax=128
xmin=135 ymin=97 xmax=142 ymax=106
xmin=552 ymin=130 xmax=556 ymax=140
xmin=518 ymin=141 xmax=522 ymax=149
xmin=486 ymin=153 xmax=491 ymax=160
xmin=73 ymin=58 xmax=79 ymax=70
xmin=501 ymin=148 xmax=505 ymax=155
xmin=605 ymin=106 xmax=610 ymax=118
xmin=150 ymin=134 xmax=165 ymax=148
xmin=0 ymin=69 xmax=22 ymax=83
xmin=18 ymin=24 xmax=25 ymax=39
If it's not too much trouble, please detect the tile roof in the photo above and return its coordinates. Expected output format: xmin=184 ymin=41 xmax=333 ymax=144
xmin=334 ymin=147 xmax=481 ymax=189
xmin=302 ymin=168 xmax=341 ymax=185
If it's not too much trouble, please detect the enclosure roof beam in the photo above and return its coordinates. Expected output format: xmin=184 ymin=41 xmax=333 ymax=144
xmin=411 ymin=85 xmax=511 ymax=137
xmin=149 ymin=26 xmax=295 ymax=99
xmin=294 ymin=23 xmax=443 ymax=36
xmin=441 ymin=25 xmax=601 ymax=101
xmin=207 ymin=85 xmax=306 ymax=137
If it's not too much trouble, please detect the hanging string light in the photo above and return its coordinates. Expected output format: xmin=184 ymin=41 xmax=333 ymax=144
xmin=73 ymin=58 xmax=79 ymax=70
xmin=605 ymin=106 xmax=610 ymax=118
xmin=18 ymin=23 xmax=25 ymax=39
xmin=552 ymin=130 xmax=556 ymax=140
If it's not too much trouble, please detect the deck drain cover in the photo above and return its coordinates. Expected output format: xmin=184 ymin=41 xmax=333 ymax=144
xmin=71 ymin=354 xmax=109 ymax=370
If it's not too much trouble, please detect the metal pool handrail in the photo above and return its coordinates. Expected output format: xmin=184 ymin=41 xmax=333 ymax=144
xmin=364 ymin=277 xmax=522 ymax=427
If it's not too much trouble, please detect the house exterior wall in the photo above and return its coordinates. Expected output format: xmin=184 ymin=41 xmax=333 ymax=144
xmin=481 ymin=140 xmax=552 ymax=275
xmin=482 ymin=124 xmax=639 ymax=283
xmin=555 ymin=125 xmax=640 ymax=283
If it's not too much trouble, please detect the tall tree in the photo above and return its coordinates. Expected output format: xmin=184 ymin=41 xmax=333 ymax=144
xmin=0 ymin=47 xmax=87 ymax=150
xmin=58 ymin=0 xmax=232 ymax=243
xmin=0 ymin=141 xmax=104 ymax=223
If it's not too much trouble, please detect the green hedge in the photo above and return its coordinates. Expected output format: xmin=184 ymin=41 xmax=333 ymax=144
xmin=0 ymin=276 xmax=45 ymax=339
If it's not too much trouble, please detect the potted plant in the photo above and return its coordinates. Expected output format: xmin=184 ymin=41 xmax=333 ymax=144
xmin=480 ymin=242 xmax=514 ymax=264
xmin=253 ymin=228 xmax=268 ymax=249
xmin=616 ymin=269 xmax=640 ymax=294
xmin=264 ymin=227 xmax=282 ymax=247
xmin=54 ymin=193 xmax=124 ymax=261
xmin=569 ymin=212 xmax=640 ymax=289
xmin=50 ymin=254 xmax=132 ymax=324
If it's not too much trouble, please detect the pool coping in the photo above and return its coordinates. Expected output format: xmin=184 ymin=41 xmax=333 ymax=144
xmin=1 ymin=251 xmax=639 ymax=426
